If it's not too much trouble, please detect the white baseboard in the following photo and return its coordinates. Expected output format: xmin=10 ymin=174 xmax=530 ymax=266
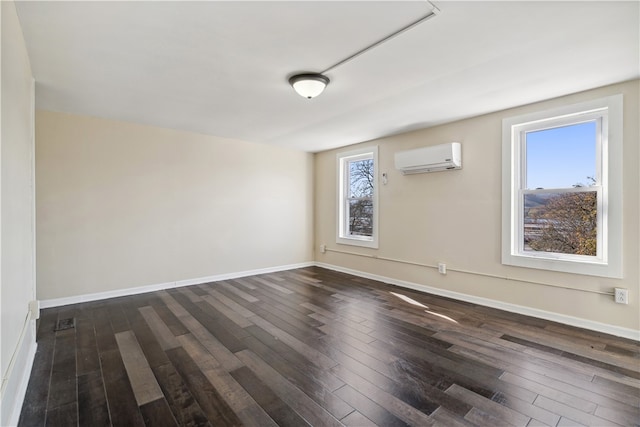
xmin=1 ymin=320 xmax=37 ymax=427
xmin=315 ymin=262 xmax=640 ymax=341
xmin=37 ymin=259 xmax=639 ymax=340
xmin=40 ymin=262 xmax=315 ymax=309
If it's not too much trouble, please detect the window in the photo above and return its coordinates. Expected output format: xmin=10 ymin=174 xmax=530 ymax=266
xmin=337 ymin=146 xmax=379 ymax=248
xmin=502 ymin=95 xmax=622 ymax=278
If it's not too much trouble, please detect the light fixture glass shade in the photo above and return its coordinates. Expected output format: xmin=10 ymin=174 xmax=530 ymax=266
xmin=289 ymin=74 xmax=330 ymax=99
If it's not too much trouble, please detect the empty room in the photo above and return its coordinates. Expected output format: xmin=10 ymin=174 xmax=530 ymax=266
xmin=2 ymin=1 xmax=639 ymax=426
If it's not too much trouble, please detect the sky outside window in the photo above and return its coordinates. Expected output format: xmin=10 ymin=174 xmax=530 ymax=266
xmin=526 ymin=121 xmax=596 ymax=189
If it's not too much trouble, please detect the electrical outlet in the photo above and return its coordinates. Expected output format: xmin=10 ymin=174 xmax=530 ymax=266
xmin=614 ymin=288 xmax=628 ymax=304
xmin=438 ymin=262 xmax=446 ymax=275
xmin=320 ymin=244 xmax=326 ymax=254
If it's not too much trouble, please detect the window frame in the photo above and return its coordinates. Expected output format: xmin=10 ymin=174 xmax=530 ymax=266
xmin=501 ymin=95 xmax=623 ymax=278
xmin=336 ymin=146 xmax=379 ymax=249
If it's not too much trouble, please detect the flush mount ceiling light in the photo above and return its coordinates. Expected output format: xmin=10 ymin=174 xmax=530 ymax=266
xmin=288 ymin=74 xmax=330 ymax=99
xmin=289 ymin=1 xmax=439 ymax=99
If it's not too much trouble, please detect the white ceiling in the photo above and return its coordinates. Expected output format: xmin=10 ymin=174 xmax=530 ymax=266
xmin=15 ymin=1 xmax=640 ymax=152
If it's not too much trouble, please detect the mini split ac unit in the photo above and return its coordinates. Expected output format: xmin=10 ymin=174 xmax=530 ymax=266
xmin=394 ymin=142 xmax=462 ymax=175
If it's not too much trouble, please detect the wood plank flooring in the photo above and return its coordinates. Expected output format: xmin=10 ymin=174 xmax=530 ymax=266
xmin=18 ymin=267 xmax=640 ymax=426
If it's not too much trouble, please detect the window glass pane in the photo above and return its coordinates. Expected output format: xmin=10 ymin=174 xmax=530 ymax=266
xmin=349 ymin=159 xmax=374 ymax=198
xmin=348 ymin=199 xmax=373 ymax=237
xmin=526 ymin=121 xmax=596 ymax=189
xmin=338 ymin=149 xmax=377 ymax=246
xmin=524 ymin=191 xmax=597 ymax=256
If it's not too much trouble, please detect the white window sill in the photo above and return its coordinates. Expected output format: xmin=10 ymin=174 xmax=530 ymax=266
xmin=336 ymin=236 xmax=378 ymax=249
xmin=503 ymin=252 xmax=621 ymax=278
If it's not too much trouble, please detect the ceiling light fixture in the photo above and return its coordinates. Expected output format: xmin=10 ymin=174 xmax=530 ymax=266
xmin=288 ymin=74 xmax=330 ymax=99
xmin=289 ymin=1 xmax=439 ymax=99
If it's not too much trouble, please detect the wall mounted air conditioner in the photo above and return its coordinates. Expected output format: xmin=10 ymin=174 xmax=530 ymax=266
xmin=394 ymin=142 xmax=462 ymax=175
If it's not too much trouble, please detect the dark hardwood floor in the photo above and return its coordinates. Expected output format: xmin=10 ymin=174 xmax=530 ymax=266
xmin=18 ymin=267 xmax=640 ymax=426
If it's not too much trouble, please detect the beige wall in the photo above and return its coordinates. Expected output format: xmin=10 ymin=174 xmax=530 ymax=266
xmin=315 ymin=80 xmax=640 ymax=333
xmin=36 ymin=111 xmax=313 ymax=300
xmin=1 ymin=0 xmax=36 ymax=422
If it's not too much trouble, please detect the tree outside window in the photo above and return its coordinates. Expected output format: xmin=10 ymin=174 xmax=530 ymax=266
xmin=347 ymin=158 xmax=374 ymax=237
